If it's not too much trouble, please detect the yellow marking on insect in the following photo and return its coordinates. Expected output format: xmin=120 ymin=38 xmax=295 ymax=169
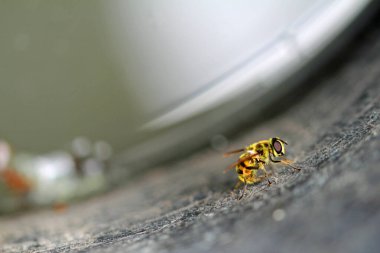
xmin=224 ymin=137 xmax=300 ymax=199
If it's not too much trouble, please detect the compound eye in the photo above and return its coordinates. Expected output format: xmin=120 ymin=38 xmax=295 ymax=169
xmin=273 ymin=140 xmax=282 ymax=154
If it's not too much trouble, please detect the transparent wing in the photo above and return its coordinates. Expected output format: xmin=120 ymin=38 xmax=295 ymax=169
xmin=223 ymin=152 xmax=259 ymax=173
xmin=223 ymin=148 xmax=245 ymax=157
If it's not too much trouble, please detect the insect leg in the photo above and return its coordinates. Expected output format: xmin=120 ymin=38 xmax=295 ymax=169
xmin=280 ymin=158 xmax=301 ymax=172
xmin=266 ymin=162 xmax=276 ymax=177
xmin=262 ymin=168 xmax=272 ymax=186
xmin=270 ymin=155 xmax=301 ymax=172
xmin=238 ymin=179 xmax=247 ymax=200
xmin=257 ymin=162 xmax=273 ymax=186
xmin=266 ymin=163 xmax=279 ymax=184
xmin=229 ymin=180 xmax=241 ymax=198
xmin=234 ymin=180 xmax=242 ymax=190
xmin=266 ymin=177 xmax=272 ymax=186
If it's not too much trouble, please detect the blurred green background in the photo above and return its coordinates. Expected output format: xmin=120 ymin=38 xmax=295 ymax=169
xmin=0 ymin=1 xmax=142 ymax=153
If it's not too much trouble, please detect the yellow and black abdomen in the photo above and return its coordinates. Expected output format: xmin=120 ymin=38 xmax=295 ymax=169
xmin=235 ymin=153 xmax=265 ymax=184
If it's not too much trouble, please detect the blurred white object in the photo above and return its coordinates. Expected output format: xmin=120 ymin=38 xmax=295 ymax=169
xmin=0 ymin=140 xmax=11 ymax=170
xmin=102 ymin=0 xmax=375 ymax=165
xmin=104 ymin=0 xmax=372 ymax=130
xmin=0 ymin=0 xmax=376 ymax=162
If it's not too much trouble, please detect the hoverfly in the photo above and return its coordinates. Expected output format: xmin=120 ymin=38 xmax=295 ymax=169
xmin=224 ymin=137 xmax=300 ymax=199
